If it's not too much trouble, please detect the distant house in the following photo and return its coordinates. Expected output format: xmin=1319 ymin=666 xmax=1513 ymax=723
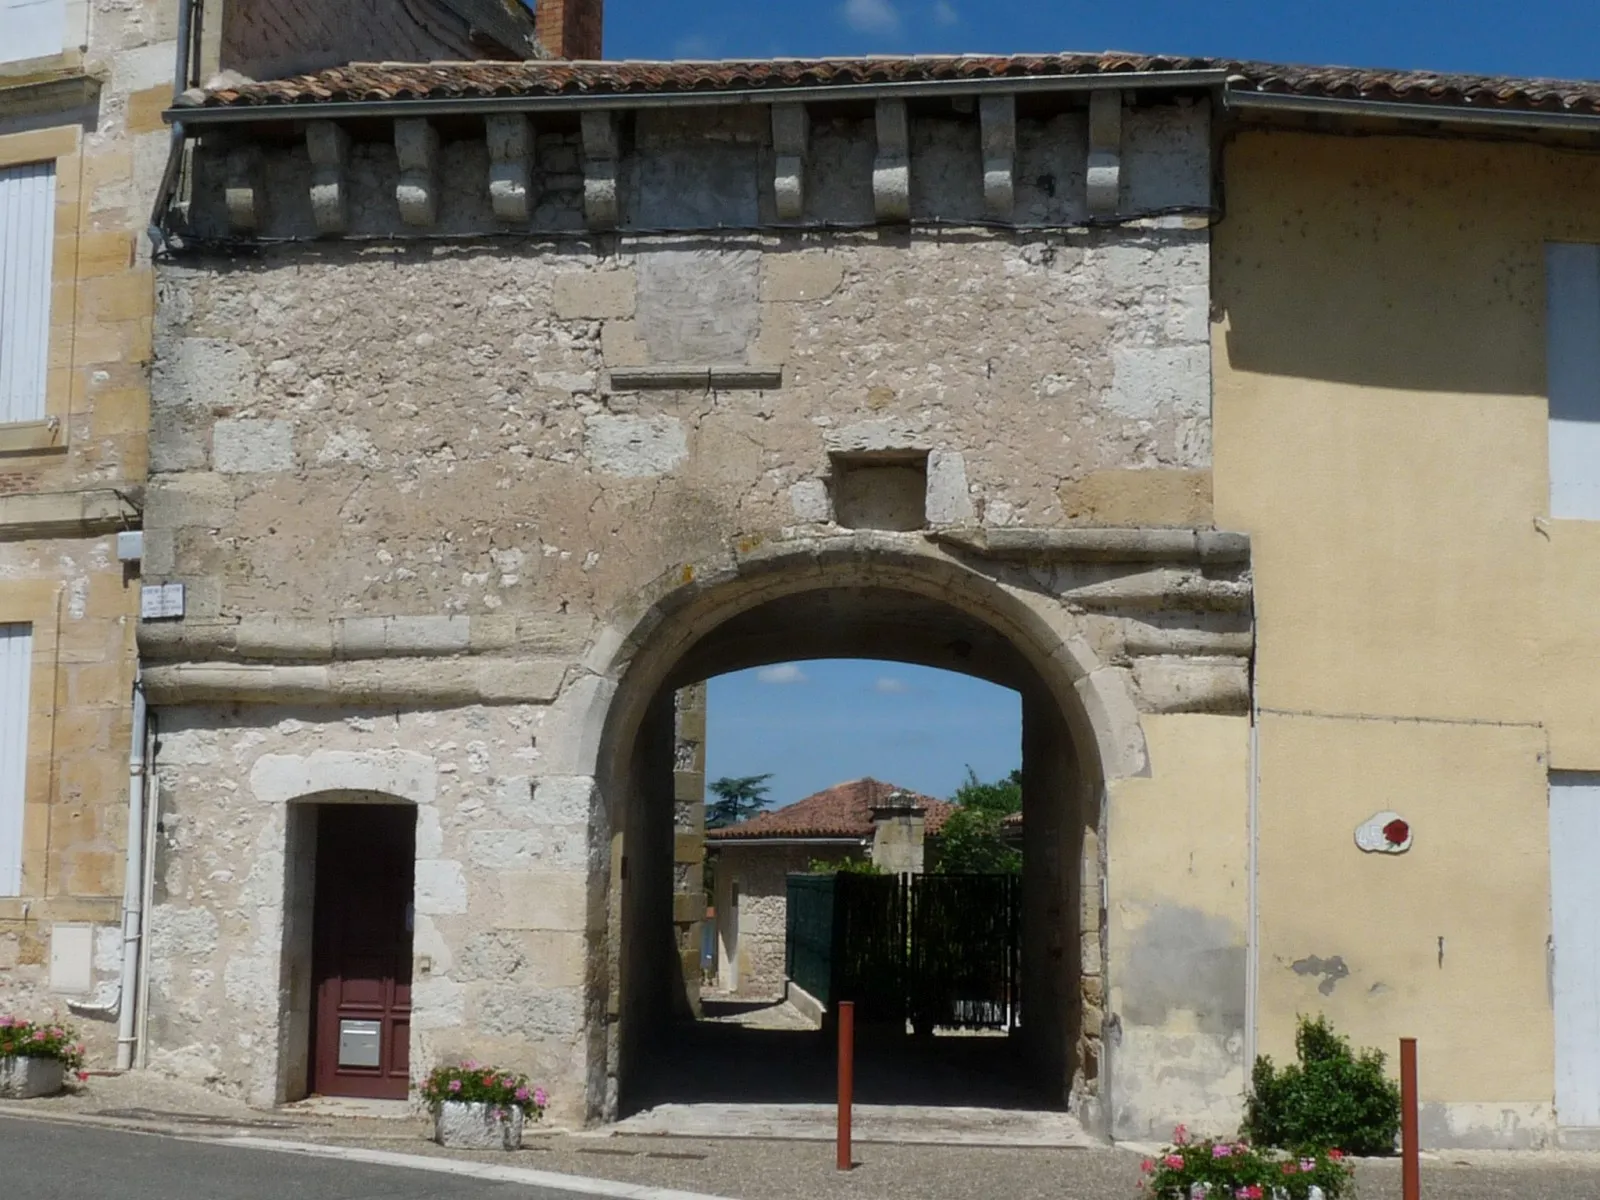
xmin=704 ymin=779 xmax=953 ymax=998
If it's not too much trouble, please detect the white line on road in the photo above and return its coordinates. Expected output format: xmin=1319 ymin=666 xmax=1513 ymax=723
xmin=213 ymin=1136 xmax=740 ymax=1200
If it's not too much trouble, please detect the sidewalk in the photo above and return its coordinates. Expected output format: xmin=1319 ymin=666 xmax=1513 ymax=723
xmin=7 ymin=1073 xmax=1600 ymax=1200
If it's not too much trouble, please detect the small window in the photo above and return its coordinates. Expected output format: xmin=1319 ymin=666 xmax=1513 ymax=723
xmin=0 ymin=0 xmax=65 ymax=65
xmin=0 ymin=623 xmax=32 ymax=897
xmin=1547 ymin=243 xmax=1600 ymax=520
xmin=0 ymin=161 xmax=55 ymax=425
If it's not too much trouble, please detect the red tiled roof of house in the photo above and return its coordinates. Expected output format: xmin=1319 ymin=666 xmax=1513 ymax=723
xmin=706 ymin=777 xmax=954 ymax=841
xmin=178 ymin=53 xmax=1600 ymax=118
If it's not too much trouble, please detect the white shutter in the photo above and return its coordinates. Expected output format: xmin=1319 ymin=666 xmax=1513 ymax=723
xmin=0 ymin=0 xmax=65 ymax=64
xmin=0 ymin=161 xmax=55 ymax=423
xmin=1551 ymin=772 xmax=1600 ymax=1127
xmin=1548 ymin=243 xmax=1600 ymax=520
xmin=0 ymin=623 xmax=32 ymax=897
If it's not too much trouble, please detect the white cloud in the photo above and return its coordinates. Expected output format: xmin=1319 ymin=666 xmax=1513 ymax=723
xmin=932 ymin=0 xmax=959 ymax=25
xmin=757 ymin=664 xmax=809 ymax=685
xmin=840 ymin=0 xmax=902 ymax=34
xmin=673 ymin=33 xmax=718 ymax=58
xmin=874 ymin=676 xmax=910 ymax=694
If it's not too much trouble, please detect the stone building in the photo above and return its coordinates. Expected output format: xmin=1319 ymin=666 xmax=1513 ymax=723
xmin=705 ymin=778 xmax=951 ymax=998
xmin=0 ymin=0 xmax=542 ymax=1071
xmin=131 ymin=48 xmax=1600 ymax=1150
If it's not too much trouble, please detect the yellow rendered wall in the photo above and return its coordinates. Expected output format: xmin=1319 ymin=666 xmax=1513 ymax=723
xmin=1107 ymin=713 xmax=1250 ymax=1138
xmin=1213 ymin=129 xmax=1600 ymax=1123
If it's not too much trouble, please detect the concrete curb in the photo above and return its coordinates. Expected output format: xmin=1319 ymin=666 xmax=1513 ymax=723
xmin=215 ymin=1136 xmax=739 ymax=1200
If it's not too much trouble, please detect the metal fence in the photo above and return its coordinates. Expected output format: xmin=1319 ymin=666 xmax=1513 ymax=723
xmin=786 ymin=871 xmax=1020 ymax=1031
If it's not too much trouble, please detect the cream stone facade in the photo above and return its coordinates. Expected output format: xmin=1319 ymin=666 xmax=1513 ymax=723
xmin=0 ymin=0 xmax=173 ymax=1065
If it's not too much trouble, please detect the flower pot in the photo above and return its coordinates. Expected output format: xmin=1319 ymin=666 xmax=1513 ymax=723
xmin=0 ymin=1056 xmax=65 ymax=1099
xmin=434 ymin=1100 xmax=525 ymax=1150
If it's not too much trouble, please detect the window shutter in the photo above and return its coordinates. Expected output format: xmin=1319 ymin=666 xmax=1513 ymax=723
xmin=0 ymin=0 xmax=65 ymax=64
xmin=0 ymin=623 xmax=32 ymax=897
xmin=0 ymin=161 xmax=55 ymax=424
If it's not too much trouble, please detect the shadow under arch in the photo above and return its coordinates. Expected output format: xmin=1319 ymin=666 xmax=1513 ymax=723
xmin=584 ymin=532 xmax=1148 ymax=1127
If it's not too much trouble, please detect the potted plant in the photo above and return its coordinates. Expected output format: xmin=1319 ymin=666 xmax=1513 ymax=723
xmin=1139 ymin=1125 xmax=1353 ymax=1200
xmin=420 ymin=1060 xmax=547 ymax=1150
xmin=0 ymin=1017 xmax=87 ymax=1099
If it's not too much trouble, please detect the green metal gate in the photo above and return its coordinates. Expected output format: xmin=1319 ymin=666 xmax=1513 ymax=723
xmin=785 ymin=871 xmax=1019 ymax=1031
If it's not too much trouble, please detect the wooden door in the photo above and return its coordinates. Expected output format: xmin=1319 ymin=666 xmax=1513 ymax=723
xmin=311 ymin=804 xmax=415 ymax=1099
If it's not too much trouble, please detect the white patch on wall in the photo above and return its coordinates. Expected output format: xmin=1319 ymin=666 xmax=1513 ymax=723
xmin=584 ymin=414 xmax=688 ymax=478
xmin=1354 ymin=811 xmax=1412 ymax=854
xmin=49 ymin=922 xmax=93 ymax=994
xmin=1547 ymin=243 xmax=1600 ymax=520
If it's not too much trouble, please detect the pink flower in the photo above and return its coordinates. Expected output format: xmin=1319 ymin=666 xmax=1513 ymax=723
xmin=448 ymin=1080 xmax=462 ymax=1093
xmin=1173 ymin=1124 xmax=1190 ymax=1145
xmin=76 ymin=1071 xmax=88 ymax=1082
xmin=534 ymin=1088 xmax=547 ymax=1108
xmin=1301 ymin=1159 xmax=1317 ymax=1173
xmin=482 ymin=1073 xmax=495 ymax=1086
xmin=1234 ymin=1188 xmax=1262 ymax=1200
xmin=515 ymin=1087 xmax=530 ymax=1102
xmin=1164 ymin=1155 xmax=1185 ymax=1169
xmin=1140 ymin=1159 xmax=1155 ymax=1175
xmin=1328 ymin=1149 xmax=1345 ymax=1162
xmin=1212 ymin=1144 xmax=1232 ymax=1158
xmin=463 ymin=1060 xmax=478 ymax=1071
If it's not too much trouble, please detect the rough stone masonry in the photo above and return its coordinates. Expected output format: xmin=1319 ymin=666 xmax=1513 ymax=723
xmin=141 ymin=81 xmax=1251 ymax=1135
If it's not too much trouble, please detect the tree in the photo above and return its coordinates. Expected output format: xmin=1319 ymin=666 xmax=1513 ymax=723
xmin=934 ymin=767 xmax=1022 ymax=874
xmin=706 ymin=774 xmax=773 ymax=828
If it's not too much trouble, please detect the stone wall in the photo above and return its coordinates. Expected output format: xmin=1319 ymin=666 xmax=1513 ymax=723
xmin=141 ymin=92 xmax=1253 ymax=1128
xmin=713 ymin=843 xmax=854 ymax=999
xmin=147 ymin=703 xmax=603 ymax=1122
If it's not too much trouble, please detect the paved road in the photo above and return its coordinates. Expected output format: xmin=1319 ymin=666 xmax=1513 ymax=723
xmin=0 ymin=1117 xmax=612 ymax=1200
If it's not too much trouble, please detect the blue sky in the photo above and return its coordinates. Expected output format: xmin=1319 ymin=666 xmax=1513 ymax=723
xmin=605 ymin=1 xmax=1596 ymax=80
xmin=705 ymin=661 xmax=1021 ymax=809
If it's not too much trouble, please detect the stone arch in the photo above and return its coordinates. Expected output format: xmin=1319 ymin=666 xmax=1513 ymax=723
xmin=574 ymin=530 xmax=1156 ymax=1126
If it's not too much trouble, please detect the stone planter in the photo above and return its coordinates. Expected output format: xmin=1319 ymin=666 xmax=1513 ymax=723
xmin=0 ymin=1056 xmax=65 ymax=1099
xmin=434 ymin=1100 xmax=525 ymax=1150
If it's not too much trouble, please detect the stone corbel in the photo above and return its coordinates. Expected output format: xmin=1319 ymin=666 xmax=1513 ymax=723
xmin=771 ymin=103 xmax=809 ymax=221
xmin=581 ymin=110 xmax=619 ymax=229
xmin=394 ymin=118 xmax=440 ymax=227
xmin=224 ymin=146 xmax=264 ymax=233
xmin=486 ymin=113 xmax=534 ymax=223
xmin=979 ymin=94 xmax=1016 ymax=220
xmin=873 ymin=98 xmax=910 ymax=223
xmin=1087 ymin=89 xmax=1122 ymax=217
xmin=306 ymin=121 xmax=349 ymax=235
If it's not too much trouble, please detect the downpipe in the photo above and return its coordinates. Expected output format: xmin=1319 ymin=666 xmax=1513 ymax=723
xmin=115 ymin=677 xmax=149 ymax=1070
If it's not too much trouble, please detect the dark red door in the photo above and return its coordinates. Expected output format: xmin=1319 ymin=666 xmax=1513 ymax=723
xmin=311 ymin=804 xmax=415 ymax=1099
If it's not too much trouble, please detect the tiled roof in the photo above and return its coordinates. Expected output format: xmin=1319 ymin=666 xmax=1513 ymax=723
xmin=707 ymin=778 xmax=954 ymax=841
xmin=176 ymin=53 xmax=1600 ymax=118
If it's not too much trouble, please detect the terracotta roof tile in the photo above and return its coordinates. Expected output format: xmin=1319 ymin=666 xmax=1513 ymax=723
xmin=177 ymin=53 xmax=1600 ymax=118
xmin=706 ymin=777 xmax=954 ymax=841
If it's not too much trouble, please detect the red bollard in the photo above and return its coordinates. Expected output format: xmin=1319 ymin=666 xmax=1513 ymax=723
xmin=1401 ymin=1037 xmax=1420 ymax=1200
xmin=837 ymin=1000 xmax=855 ymax=1171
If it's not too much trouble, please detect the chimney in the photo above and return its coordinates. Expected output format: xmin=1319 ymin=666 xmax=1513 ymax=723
xmin=869 ymin=790 xmax=927 ymax=877
xmin=535 ymin=0 xmax=603 ymax=59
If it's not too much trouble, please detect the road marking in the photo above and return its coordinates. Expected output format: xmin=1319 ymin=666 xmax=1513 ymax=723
xmin=214 ymin=1136 xmax=739 ymax=1200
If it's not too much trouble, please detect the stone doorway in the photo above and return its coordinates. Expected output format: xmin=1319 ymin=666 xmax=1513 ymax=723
xmin=594 ymin=554 xmax=1110 ymax=1130
xmin=307 ymin=803 xmax=416 ymax=1100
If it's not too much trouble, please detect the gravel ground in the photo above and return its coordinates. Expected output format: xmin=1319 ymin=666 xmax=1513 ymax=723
xmin=10 ymin=1073 xmax=1600 ymax=1200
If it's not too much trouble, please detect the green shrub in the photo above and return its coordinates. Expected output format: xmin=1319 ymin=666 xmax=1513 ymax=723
xmin=807 ymin=856 xmax=882 ymax=875
xmin=1244 ymin=1014 xmax=1401 ymax=1156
